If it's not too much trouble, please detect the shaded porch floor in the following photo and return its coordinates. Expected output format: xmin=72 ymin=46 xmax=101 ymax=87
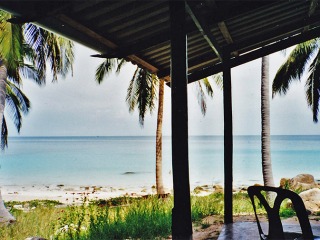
xmin=218 ymin=220 xmax=320 ymax=240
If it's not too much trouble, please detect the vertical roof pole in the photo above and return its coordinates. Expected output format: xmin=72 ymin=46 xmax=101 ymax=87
xmin=170 ymin=1 xmax=193 ymax=239
xmin=223 ymin=51 xmax=233 ymax=224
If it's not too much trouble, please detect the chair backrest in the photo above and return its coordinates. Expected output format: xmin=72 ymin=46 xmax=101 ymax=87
xmin=247 ymin=185 xmax=314 ymax=240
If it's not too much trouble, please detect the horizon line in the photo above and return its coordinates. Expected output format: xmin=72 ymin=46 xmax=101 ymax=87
xmin=8 ymin=134 xmax=320 ymax=138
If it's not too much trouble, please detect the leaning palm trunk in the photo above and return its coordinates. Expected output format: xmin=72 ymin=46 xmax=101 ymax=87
xmin=156 ymin=79 xmax=165 ymax=195
xmin=0 ymin=63 xmax=15 ymax=223
xmin=261 ymin=56 xmax=275 ymax=189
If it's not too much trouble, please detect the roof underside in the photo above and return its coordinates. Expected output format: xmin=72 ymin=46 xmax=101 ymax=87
xmin=1 ymin=0 xmax=320 ymax=83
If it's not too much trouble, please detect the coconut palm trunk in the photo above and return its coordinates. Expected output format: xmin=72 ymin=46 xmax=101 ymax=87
xmin=0 ymin=62 xmax=15 ymax=223
xmin=0 ymin=63 xmax=6 ymax=126
xmin=156 ymin=79 xmax=165 ymax=195
xmin=261 ymin=56 xmax=275 ymax=188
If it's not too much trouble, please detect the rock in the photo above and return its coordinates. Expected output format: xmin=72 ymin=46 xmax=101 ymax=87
xmin=289 ymin=174 xmax=318 ymax=191
xmin=279 ymin=178 xmax=290 ymax=188
xmin=213 ymin=185 xmax=223 ymax=193
xmin=299 ymin=188 xmax=320 ymax=213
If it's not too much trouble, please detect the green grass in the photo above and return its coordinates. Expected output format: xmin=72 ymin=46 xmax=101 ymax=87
xmin=0 ymin=192 xmax=296 ymax=239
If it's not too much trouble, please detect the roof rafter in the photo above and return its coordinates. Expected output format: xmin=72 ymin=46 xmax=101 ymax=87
xmin=187 ymin=25 xmax=320 ymax=83
xmin=91 ymin=33 xmax=170 ymax=59
xmin=227 ymin=14 xmax=320 ymax=53
xmin=57 ymin=14 xmax=159 ymax=74
xmin=185 ymin=1 xmax=223 ymax=61
xmin=90 ymin=22 xmax=202 ymax=59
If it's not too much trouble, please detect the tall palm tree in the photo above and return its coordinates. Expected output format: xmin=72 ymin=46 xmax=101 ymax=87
xmin=272 ymin=39 xmax=320 ymax=122
xmin=156 ymin=79 xmax=165 ymax=194
xmin=0 ymin=10 xmax=74 ymax=222
xmin=261 ymin=56 xmax=275 ymax=188
xmin=95 ymin=59 xmax=215 ymax=194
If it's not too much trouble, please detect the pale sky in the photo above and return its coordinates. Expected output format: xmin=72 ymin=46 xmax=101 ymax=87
xmin=5 ymin=43 xmax=320 ymax=137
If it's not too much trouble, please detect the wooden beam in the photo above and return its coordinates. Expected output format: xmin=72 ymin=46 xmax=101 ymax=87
xmin=91 ymin=23 xmax=200 ymax=60
xmin=186 ymin=1 xmax=223 ymax=61
xmin=57 ymin=14 xmax=159 ymax=73
xmin=91 ymin=34 xmax=170 ymax=59
xmin=223 ymin=51 xmax=233 ymax=224
xmin=218 ymin=21 xmax=239 ymax=57
xmin=170 ymin=1 xmax=192 ymax=239
xmin=227 ymin=15 xmax=320 ymax=53
xmin=218 ymin=22 xmax=233 ymax=44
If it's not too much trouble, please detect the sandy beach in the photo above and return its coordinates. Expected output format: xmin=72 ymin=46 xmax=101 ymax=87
xmin=0 ymin=184 xmax=162 ymax=204
xmin=0 ymin=183 xmax=228 ymax=204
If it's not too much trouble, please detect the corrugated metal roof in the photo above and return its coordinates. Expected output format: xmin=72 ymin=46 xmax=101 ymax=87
xmin=1 ymin=0 xmax=320 ymax=82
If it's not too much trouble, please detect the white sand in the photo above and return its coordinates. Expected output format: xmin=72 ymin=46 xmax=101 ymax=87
xmin=0 ymin=183 xmax=240 ymax=204
xmin=1 ymin=184 xmax=162 ymax=204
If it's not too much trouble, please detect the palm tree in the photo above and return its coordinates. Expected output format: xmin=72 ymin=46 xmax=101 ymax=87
xmin=0 ymin=62 xmax=15 ymax=223
xmin=272 ymin=39 xmax=320 ymax=122
xmin=95 ymin=59 xmax=215 ymax=194
xmin=0 ymin=10 xmax=74 ymax=148
xmin=0 ymin=10 xmax=74 ymax=222
xmin=261 ymin=56 xmax=275 ymax=188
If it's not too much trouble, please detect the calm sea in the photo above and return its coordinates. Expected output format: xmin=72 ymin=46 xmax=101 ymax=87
xmin=0 ymin=135 xmax=319 ymax=189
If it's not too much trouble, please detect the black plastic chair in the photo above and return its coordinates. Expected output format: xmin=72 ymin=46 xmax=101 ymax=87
xmin=247 ymin=185 xmax=319 ymax=240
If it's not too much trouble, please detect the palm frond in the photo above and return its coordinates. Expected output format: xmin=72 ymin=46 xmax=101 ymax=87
xmin=305 ymin=49 xmax=320 ymax=122
xmin=201 ymin=77 xmax=214 ymax=97
xmin=18 ymin=63 xmax=42 ymax=85
xmin=149 ymin=74 xmax=159 ymax=113
xmin=126 ymin=67 xmax=158 ymax=126
xmin=5 ymin=86 xmax=23 ymax=131
xmin=6 ymin=80 xmax=30 ymax=114
xmin=0 ymin=11 xmax=25 ymax=85
xmin=116 ymin=59 xmax=126 ymax=73
xmin=212 ymin=72 xmax=223 ymax=90
xmin=24 ymin=24 xmax=74 ymax=83
xmin=1 ymin=116 xmax=8 ymax=150
xmin=126 ymin=67 xmax=139 ymax=112
xmin=193 ymin=77 xmax=215 ymax=116
xmin=273 ymin=39 xmax=318 ymax=97
xmin=23 ymin=23 xmax=47 ymax=83
xmin=5 ymin=80 xmax=30 ymax=133
xmin=195 ymin=81 xmax=206 ymax=116
xmin=95 ymin=59 xmax=118 ymax=84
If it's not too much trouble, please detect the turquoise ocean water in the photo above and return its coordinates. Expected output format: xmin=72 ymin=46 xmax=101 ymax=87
xmin=0 ymin=135 xmax=319 ymax=189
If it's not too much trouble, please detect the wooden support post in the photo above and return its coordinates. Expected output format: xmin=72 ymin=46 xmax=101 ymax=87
xmin=223 ymin=52 xmax=233 ymax=224
xmin=170 ymin=1 xmax=192 ymax=239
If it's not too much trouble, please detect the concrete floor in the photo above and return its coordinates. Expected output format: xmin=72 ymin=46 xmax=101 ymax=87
xmin=217 ymin=221 xmax=320 ymax=240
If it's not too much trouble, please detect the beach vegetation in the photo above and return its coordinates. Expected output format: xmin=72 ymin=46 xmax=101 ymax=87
xmin=0 ymin=192 xmax=301 ymax=239
xmin=279 ymin=205 xmax=296 ymax=218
